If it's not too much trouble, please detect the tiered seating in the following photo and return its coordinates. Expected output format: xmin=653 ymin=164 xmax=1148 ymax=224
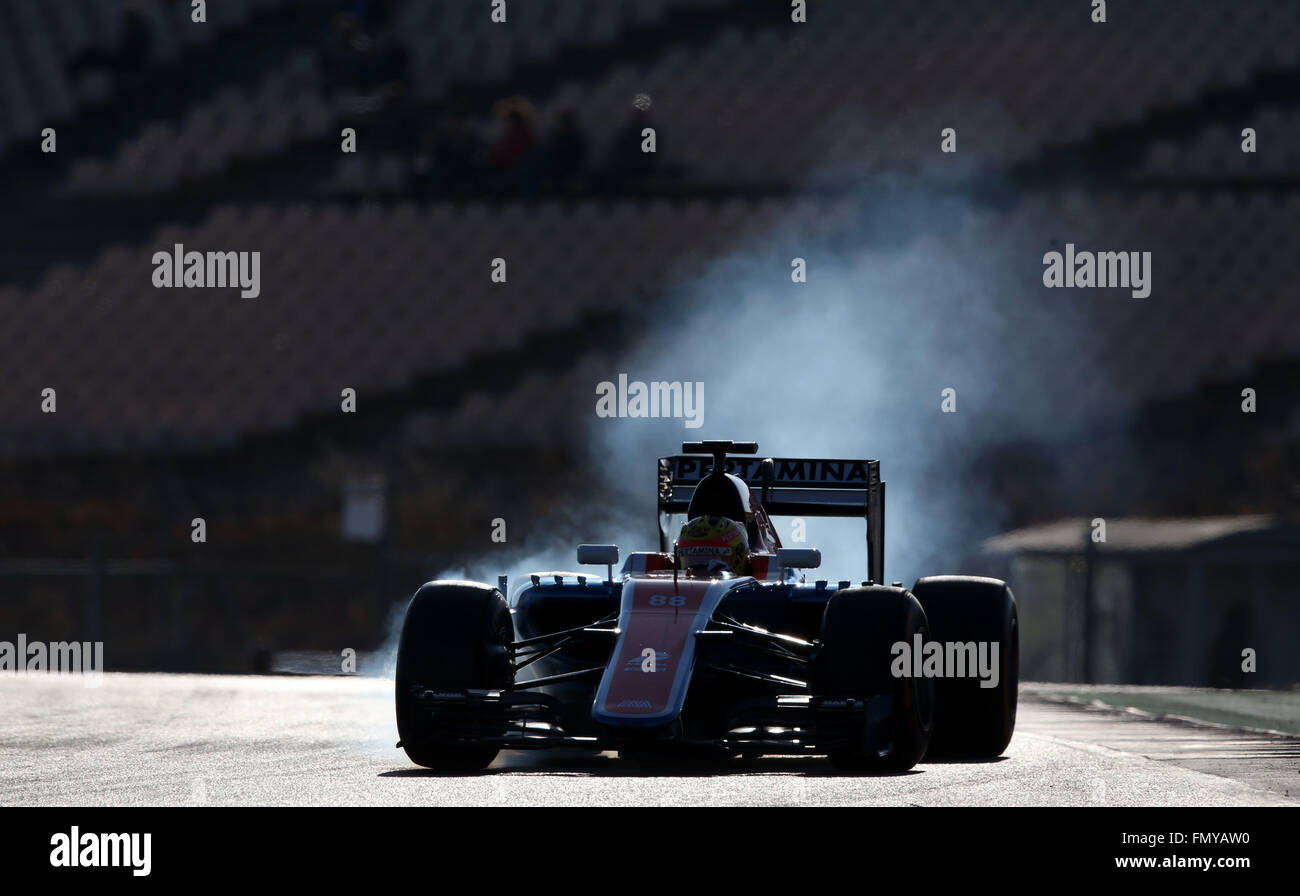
xmin=51 ymin=0 xmax=1300 ymax=196
xmin=396 ymin=0 xmax=731 ymax=100
xmin=0 ymin=0 xmax=290 ymax=157
xmin=429 ymin=190 xmax=1300 ymax=447
xmin=62 ymin=51 xmax=329 ymax=196
xmin=0 ymin=196 xmax=849 ymax=454
xmin=971 ymin=191 xmax=1300 ymax=420
xmin=58 ymin=0 xmax=734 ymax=196
xmin=1139 ymin=104 xmax=1300 ymax=179
xmin=525 ymin=0 xmax=1300 ymax=184
xmin=5 ymin=191 xmax=1294 ymax=456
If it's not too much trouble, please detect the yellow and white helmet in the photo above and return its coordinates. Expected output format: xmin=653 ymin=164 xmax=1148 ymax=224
xmin=675 ymin=515 xmax=750 ymax=576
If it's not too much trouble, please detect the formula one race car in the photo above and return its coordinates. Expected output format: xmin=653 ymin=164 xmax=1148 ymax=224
xmin=395 ymin=440 xmax=1018 ymax=772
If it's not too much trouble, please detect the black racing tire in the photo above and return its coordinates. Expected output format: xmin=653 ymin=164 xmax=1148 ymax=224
xmin=911 ymin=576 xmax=1018 ymax=758
xmin=812 ymin=586 xmax=934 ymax=772
xmin=394 ymin=581 xmax=512 ymax=771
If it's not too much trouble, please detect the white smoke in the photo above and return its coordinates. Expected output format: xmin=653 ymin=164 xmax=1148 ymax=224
xmin=377 ymin=179 xmax=1119 ymax=675
xmin=582 ymin=179 xmax=1115 ymax=586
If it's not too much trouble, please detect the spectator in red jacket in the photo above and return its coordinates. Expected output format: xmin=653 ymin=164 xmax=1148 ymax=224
xmin=489 ymin=97 xmax=537 ymax=171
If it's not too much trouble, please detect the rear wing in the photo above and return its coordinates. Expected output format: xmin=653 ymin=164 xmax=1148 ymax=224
xmin=657 ymin=454 xmax=885 ymax=584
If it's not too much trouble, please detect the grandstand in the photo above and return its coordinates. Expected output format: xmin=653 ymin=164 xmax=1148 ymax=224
xmin=0 ymin=0 xmax=1297 ymax=671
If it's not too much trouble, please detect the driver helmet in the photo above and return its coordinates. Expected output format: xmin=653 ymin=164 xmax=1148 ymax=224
xmin=676 ymin=515 xmax=750 ymax=576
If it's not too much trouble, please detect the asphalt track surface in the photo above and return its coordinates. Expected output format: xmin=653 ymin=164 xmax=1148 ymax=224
xmin=2 ymin=673 xmax=1297 ymax=806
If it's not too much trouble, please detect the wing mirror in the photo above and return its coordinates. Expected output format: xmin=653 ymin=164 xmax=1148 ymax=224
xmin=577 ymin=544 xmax=619 ymax=583
xmin=776 ymin=547 xmax=821 ymax=569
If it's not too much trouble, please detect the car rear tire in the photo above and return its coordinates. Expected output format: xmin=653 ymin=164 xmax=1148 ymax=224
xmin=813 ymin=586 xmax=934 ymax=772
xmin=911 ymin=576 xmax=1018 ymax=758
xmin=394 ymin=582 xmax=512 ymax=771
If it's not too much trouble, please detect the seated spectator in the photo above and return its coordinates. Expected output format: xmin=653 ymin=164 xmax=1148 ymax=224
xmin=603 ymin=108 xmax=659 ymax=188
xmin=489 ymin=96 xmax=537 ymax=172
xmin=512 ymin=106 xmax=589 ymax=196
xmin=320 ymin=11 xmax=365 ymax=90
xmin=411 ymin=98 xmax=483 ymax=194
xmin=545 ymin=107 xmax=588 ymax=186
xmin=357 ymin=22 xmax=409 ymax=93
